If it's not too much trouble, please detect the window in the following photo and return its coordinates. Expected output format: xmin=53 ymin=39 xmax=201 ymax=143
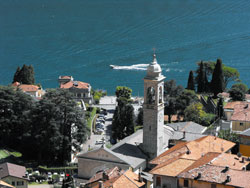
xmin=77 ymin=93 xmax=82 ymax=98
xmin=156 ymin=176 xmax=161 ymax=187
xmin=17 ymin=181 xmax=24 ymax=186
xmin=147 ymin=87 xmax=155 ymax=104
xmin=159 ymin=86 xmax=163 ymax=103
xmin=184 ymin=179 xmax=189 ymax=187
xmin=12 ymin=182 xmax=15 ymax=186
xmin=240 ymin=122 xmax=244 ymax=126
xmin=211 ymin=184 xmax=216 ymax=188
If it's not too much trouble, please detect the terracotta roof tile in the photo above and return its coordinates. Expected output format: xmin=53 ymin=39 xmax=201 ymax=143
xmin=210 ymin=153 xmax=250 ymax=170
xmin=86 ymin=167 xmax=122 ymax=184
xmin=60 ymin=81 xmax=89 ymax=89
xmin=224 ymin=101 xmax=249 ymax=110
xmin=60 ymin=76 xmax=71 ymax=79
xmin=150 ymin=141 xmax=188 ymax=165
xmin=18 ymin=84 xmax=39 ymax=92
xmin=178 ymin=164 xmax=250 ymax=188
xmin=231 ymin=103 xmax=250 ymax=121
xmin=11 ymin=82 xmax=20 ymax=87
xmin=164 ymin=115 xmax=183 ymax=122
xmin=113 ymin=170 xmax=145 ymax=188
xmin=151 ymin=136 xmax=235 ymax=166
xmin=150 ymin=158 xmax=195 ymax=177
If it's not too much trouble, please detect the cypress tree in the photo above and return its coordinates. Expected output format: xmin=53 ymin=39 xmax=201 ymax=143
xmin=13 ymin=66 xmax=21 ymax=83
xmin=186 ymin=71 xmax=195 ymax=91
xmin=197 ymin=61 xmax=205 ymax=93
xmin=211 ymin=59 xmax=225 ymax=97
xmin=13 ymin=64 xmax=35 ymax=84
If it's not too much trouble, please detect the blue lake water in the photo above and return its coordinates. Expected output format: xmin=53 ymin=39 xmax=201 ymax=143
xmin=1 ymin=0 xmax=250 ymax=95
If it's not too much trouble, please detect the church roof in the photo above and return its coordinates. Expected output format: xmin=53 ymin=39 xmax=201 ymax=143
xmin=111 ymin=129 xmax=147 ymax=169
xmin=78 ymin=136 xmax=147 ymax=169
xmin=166 ymin=121 xmax=207 ymax=134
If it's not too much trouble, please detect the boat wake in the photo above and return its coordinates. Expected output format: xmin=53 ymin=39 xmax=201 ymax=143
xmin=110 ymin=64 xmax=149 ymax=70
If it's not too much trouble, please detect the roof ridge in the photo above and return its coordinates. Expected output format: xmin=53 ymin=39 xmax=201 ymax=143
xmin=122 ymin=171 xmax=140 ymax=188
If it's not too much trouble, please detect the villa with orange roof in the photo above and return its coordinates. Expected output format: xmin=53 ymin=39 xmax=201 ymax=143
xmin=11 ymin=82 xmax=45 ymax=99
xmin=58 ymin=76 xmax=92 ymax=104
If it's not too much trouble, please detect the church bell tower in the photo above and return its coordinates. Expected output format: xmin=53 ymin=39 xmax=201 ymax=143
xmin=142 ymin=54 xmax=165 ymax=159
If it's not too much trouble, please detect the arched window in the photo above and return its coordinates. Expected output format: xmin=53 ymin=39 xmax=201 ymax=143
xmin=147 ymin=87 xmax=155 ymax=104
xmin=159 ymin=86 xmax=163 ymax=103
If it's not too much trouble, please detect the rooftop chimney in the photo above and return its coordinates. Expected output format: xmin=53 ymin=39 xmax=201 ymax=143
xmin=183 ymin=131 xmax=186 ymax=139
xmin=102 ymin=171 xmax=109 ymax=180
xmin=195 ymin=172 xmax=201 ymax=180
xmin=225 ymin=175 xmax=231 ymax=183
xmin=99 ymin=181 xmax=104 ymax=188
xmin=241 ymin=157 xmax=245 ymax=163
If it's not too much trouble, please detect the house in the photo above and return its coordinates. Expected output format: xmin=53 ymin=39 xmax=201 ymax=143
xmin=12 ymin=82 xmax=45 ymax=99
xmin=149 ymin=136 xmax=236 ymax=188
xmin=239 ymin=128 xmax=250 ymax=156
xmin=84 ymin=168 xmax=145 ymax=188
xmin=178 ymin=163 xmax=250 ymax=188
xmin=0 ymin=180 xmax=15 ymax=188
xmin=0 ymin=163 xmax=28 ymax=188
xmin=223 ymin=101 xmax=244 ymax=121
xmin=230 ymin=102 xmax=250 ymax=132
xmin=59 ymin=76 xmax=92 ymax=104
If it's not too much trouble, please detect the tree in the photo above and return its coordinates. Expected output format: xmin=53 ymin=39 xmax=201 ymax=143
xmin=210 ymin=59 xmax=225 ymax=97
xmin=13 ymin=66 xmax=21 ymax=83
xmin=229 ymin=87 xmax=245 ymax=101
xmin=184 ymin=102 xmax=215 ymax=126
xmin=164 ymin=80 xmax=184 ymax=97
xmin=12 ymin=64 xmax=35 ymax=84
xmin=223 ymin=66 xmax=240 ymax=88
xmin=164 ymin=80 xmax=184 ymax=122
xmin=231 ymin=83 xmax=248 ymax=93
xmin=176 ymin=89 xmax=199 ymax=116
xmin=218 ymin=129 xmax=239 ymax=143
xmin=196 ymin=61 xmax=239 ymax=88
xmin=186 ymin=71 xmax=195 ymax=90
xmin=115 ymin=86 xmax=132 ymax=100
xmin=136 ymin=108 xmax=143 ymax=126
xmin=32 ymin=89 xmax=89 ymax=165
xmin=197 ymin=61 xmax=206 ymax=93
xmin=112 ymin=87 xmax=134 ymax=141
xmin=0 ymin=86 xmax=34 ymax=154
xmin=184 ymin=103 xmax=205 ymax=123
xmin=217 ymin=97 xmax=224 ymax=118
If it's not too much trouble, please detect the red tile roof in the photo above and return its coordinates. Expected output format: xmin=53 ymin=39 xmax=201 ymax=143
xmin=112 ymin=170 xmax=145 ymax=188
xmin=60 ymin=81 xmax=89 ymax=89
xmin=150 ymin=136 xmax=235 ymax=166
xmin=86 ymin=167 xmax=123 ymax=185
xmin=60 ymin=76 xmax=71 ymax=79
xmin=12 ymin=82 xmax=20 ymax=87
xmin=18 ymin=84 xmax=39 ymax=92
xmin=178 ymin=164 xmax=250 ymax=188
xmin=87 ymin=169 xmax=145 ymax=188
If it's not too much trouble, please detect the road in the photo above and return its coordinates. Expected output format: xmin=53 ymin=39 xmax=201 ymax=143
xmin=75 ymin=96 xmax=143 ymax=161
